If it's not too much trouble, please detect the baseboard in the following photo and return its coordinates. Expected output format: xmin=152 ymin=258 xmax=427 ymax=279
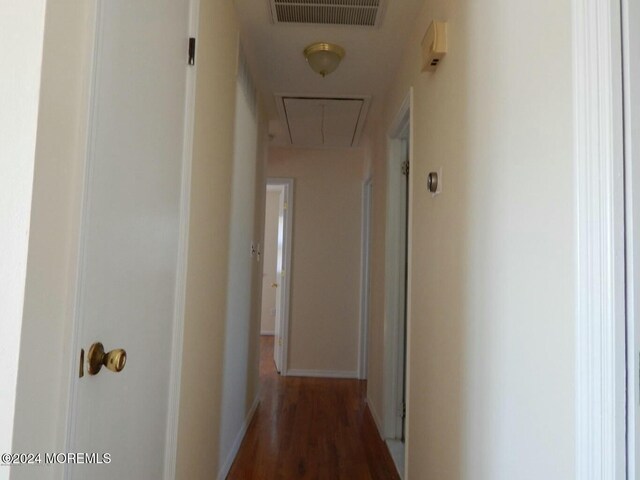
xmin=260 ymin=330 xmax=274 ymax=336
xmin=216 ymin=396 xmax=260 ymax=480
xmin=286 ymin=369 xmax=358 ymax=379
xmin=367 ymin=398 xmax=403 ymax=478
xmin=386 ymin=439 xmax=405 ymax=480
xmin=366 ymin=396 xmax=385 ymax=440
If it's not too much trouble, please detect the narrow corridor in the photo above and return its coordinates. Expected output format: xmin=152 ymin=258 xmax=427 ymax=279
xmin=227 ymin=336 xmax=400 ymax=479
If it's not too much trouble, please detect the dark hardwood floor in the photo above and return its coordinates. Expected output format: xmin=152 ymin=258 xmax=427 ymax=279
xmin=227 ymin=336 xmax=400 ymax=480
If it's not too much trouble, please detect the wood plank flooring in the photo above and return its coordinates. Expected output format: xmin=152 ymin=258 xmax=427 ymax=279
xmin=227 ymin=336 xmax=400 ymax=480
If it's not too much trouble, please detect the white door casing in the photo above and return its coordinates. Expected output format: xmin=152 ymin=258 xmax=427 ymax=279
xmin=623 ymin=0 xmax=640 ymax=475
xmin=273 ymin=187 xmax=285 ymax=373
xmin=358 ymin=178 xmax=373 ymax=380
xmin=66 ymin=0 xmax=191 ymax=478
xmin=574 ymin=0 xmax=626 ymax=478
xmin=383 ymin=89 xmax=412 ymax=443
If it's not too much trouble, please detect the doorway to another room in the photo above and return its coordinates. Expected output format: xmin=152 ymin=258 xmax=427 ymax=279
xmin=63 ymin=1 xmax=194 ymax=478
xmin=260 ymin=179 xmax=293 ymax=375
xmin=383 ymin=91 xmax=413 ymax=478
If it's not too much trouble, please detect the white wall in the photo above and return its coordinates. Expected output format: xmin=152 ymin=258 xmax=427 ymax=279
xmin=367 ymin=0 xmax=576 ymax=477
xmin=260 ymin=191 xmax=280 ymax=335
xmin=218 ymin=72 xmax=262 ymax=474
xmin=0 ymin=1 xmax=47 ymax=473
xmin=267 ymin=147 xmax=365 ymax=375
xmin=176 ymin=4 xmax=267 ymax=477
xmin=175 ymin=3 xmax=240 ymax=477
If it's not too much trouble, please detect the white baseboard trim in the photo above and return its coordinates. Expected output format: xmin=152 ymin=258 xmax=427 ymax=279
xmin=386 ymin=439 xmax=405 ymax=480
xmin=366 ymin=396 xmax=385 ymax=440
xmin=216 ymin=396 xmax=260 ymax=480
xmin=260 ymin=330 xmax=274 ymax=336
xmin=368 ymin=397 xmax=403 ymax=478
xmin=286 ymin=369 xmax=358 ymax=379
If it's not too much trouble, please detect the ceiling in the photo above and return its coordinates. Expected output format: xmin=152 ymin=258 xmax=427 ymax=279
xmin=233 ymin=0 xmax=425 ymax=146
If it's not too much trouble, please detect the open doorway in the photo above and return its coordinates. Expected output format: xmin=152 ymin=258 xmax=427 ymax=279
xmin=260 ymin=188 xmax=280 ymax=338
xmin=383 ymin=90 xmax=413 ymax=478
xmin=260 ymin=178 xmax=293 ymax=374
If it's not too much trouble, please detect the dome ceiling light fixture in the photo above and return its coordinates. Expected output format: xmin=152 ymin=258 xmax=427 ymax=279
xmin=303 ymin=42 xmax=346 ymax=77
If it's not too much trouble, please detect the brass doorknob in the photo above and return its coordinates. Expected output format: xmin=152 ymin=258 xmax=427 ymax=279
xmin=271 ymin=283 xmax=279 ymax=288
xmin=87 ymin=342 xmax=127 ymax=375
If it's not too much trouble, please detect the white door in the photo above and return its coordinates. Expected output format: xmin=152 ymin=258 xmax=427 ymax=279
xmin=273 ymin=191 xmax=285 ymax=373
xmin=260 ymin=190 xmax=280 ymax=335
xmin=68 ymin=1 xmax=190 ymax=478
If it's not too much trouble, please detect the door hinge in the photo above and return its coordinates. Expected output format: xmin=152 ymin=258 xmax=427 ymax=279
xmin=188 ymin=37 xmax=196 ymax=66
xmin=401 ymin=401 xmax=406 ymax=420
xmin=79 ymin=348 xmax=85 ymax=378
xmin=401 ymin=161 xmax=410 ymax=176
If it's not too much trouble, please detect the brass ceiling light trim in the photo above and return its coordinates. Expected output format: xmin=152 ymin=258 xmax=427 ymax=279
xmin=303 ymin=42 xmax=346 ymax=77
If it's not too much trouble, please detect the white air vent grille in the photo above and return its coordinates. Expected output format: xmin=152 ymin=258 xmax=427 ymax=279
xmin=270 ymin=0 xmax=385 ymax=27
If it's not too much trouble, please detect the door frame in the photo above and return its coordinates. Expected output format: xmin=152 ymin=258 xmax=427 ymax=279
xmin=62 ymin=1 xmax=200 ymax=478
xmin=163 ymin=0 xmax=200 ymax=477
xmin=623 ymin=0 xmax=640 ymax=475
xmin=383 ymin=88 xmax=413 ymax=444
xmin=358 ymin=177 xmax=373 ymax=380
xmin=574 ymin=0 xmax=627 ymax=477
xmin=266 ymin=177 xmax=294 ymax=376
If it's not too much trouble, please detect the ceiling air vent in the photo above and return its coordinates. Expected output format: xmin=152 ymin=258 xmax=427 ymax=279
xmin=270 ymin=0 xmax=386 ymax=28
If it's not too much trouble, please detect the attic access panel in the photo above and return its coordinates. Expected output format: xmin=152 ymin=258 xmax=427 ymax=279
xmin=269 ymin=0 xmax=387 ymax=28
xmin=279 ymin=96 xmax=370 ymax=148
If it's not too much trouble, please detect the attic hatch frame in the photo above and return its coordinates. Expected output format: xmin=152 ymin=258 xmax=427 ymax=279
xmin=268 ymin=0 xmax=388 ymax=28
xmin=274 ymin=93 xmax=371 ymax=149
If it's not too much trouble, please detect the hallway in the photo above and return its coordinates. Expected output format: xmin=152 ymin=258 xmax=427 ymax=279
xmin=2 ymin=0 xmax=590 ymax=478
xmin=227 ymin=336 xmax=400 ymax=479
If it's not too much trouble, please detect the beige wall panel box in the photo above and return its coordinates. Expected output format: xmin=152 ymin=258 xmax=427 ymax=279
xmin=421 ymin=21 xmax=447 ymax=72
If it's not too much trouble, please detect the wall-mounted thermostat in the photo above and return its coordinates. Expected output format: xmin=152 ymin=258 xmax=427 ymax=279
xmin=422 ymin=21 xmax=447 ymax=72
